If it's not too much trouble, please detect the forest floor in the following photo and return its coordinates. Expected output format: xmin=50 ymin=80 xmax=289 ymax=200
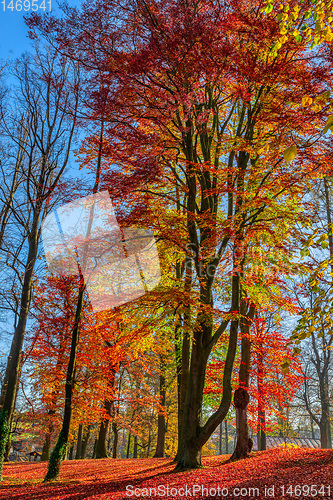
xmin=0 ymin=447 xmax=332 ymax=499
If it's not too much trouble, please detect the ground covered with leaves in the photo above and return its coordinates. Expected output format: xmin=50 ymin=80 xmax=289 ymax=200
xmin=0 ymin=448 xmax=333 ymax=499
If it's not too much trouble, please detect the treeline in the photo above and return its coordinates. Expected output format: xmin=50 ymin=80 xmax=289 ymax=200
xmin=0 ymin=0 xmax=333 ymax=482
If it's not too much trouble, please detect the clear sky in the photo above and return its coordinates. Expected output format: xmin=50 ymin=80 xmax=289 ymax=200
xmin=0 ymin=0 xmax=82 ymax=61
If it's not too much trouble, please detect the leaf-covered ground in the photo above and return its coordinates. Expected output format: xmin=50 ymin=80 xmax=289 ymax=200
xmin=1 ymin=448 xmax=333 ymax=499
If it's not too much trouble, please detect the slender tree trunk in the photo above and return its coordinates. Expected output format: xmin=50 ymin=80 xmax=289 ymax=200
xmin=44 ymin=282 xmax=85 ymax=481
xmin=133 ymin=435 xmax=138 ymax=458
xmin=75 ymin=424 xmax=83 ymax=459
xmin=257 ymin=347 xmax=266 ymax=451
xmin=68 ymin=443 xmax=74 ymax=460
xmin=225 ymin=420 xmax=228 ymax=454
xmin=0 ymin=218 xmax=40 ymax=480
xmin=319 ymin=372 xmax=332 ymax=448
xmin=310 ymin=418 xmax=315 ymax=440
xmin=219 ymin=422 xmax=222 ymax=455
xmin=154 ymin=354 xmax=166 ymax=458
xmin=126 ymin=433 xmax=131 ymax=459
xmin=174 ymin=257 xmax=191 ymax=460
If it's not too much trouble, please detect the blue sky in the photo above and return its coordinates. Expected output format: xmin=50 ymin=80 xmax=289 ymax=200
xmin=0 ymin=0 xmax=82 ymax=61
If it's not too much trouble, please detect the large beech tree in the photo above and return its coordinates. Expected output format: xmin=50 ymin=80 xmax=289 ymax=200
xmin=28 ymin=0 xmax=333 ymax=469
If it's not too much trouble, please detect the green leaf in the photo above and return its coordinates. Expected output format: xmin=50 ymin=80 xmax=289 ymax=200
xmin=296 ymin=35 xmax=302 ymax=43
xmin=321 ymin=241 xmax=329 ymax=249
xmin=265 ymin=3 xmax=273 ymax=13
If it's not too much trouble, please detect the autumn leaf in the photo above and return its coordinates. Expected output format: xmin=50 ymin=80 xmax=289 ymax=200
xmin=283 ymin=145 xmax=297 ymax=163
xmin=323 ymin=115 xmax=333 ymax=133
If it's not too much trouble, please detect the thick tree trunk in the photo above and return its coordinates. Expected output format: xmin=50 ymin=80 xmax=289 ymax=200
xmin=154 ymin=355 xmax=166 ymax=458
xmin=231 ymin=388 xmax=251 ymax=460
xmin=3 ymin=421 xmax=12 ymax=463
xmin=44 ymin=282 xmax=85 ymax=481
xmin=231 ymin=302 xmax=255 ymax=461
xmin=95 ymin=400 xmax=112 ymax=459
xmin=257 ymin=408 xmax=266 ymax=451
xmin=176 ymin=326 xmax=208 ymax=469
xmin=175 ymin=272 xmax=240 ymax=470
xmin=75 ymin=424 xmax=83 ymax=459
xmin=41 ymin=431 xmax=52 ymax=461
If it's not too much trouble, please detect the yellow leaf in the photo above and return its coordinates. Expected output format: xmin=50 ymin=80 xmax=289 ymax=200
xmin=323 ymin=115 xmax=333 ymax=133
xmin=315 ymin=21 xmax=322 ymax=33
xmin=283 ymin=145 xmax=297 ymax=163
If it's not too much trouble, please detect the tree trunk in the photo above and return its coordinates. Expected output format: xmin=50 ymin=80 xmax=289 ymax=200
xmin=41 ymin=431 xmax=52 ymax=461
xmin=81 ymin=425 xmax=91 ymax=459
xmin=133 ymin=435 xmax=138 ymax=458
xmin=68 ymin=442 xmax=74 ymax=460
xmin=75 ymin=424 xmax=83 ymax=459
xmin=95 ymin=400 xmax=112 ymax=459
xmin=231 ymin=302 xmax=255 ymax=461
xmin=95 ymin=362 xmax=116 ymax=459
xmin=126 ymin=433 xmax=131 ymax=459
xmin=231 ymin=388 xmax=251 ymax=460
xmin=0 ymin=219 xmax=40 ymax=480
xmin=112 ymin=422 xmax=118 ymax=459
xmin=257 ymin=346 xmax=266 ymax=451
xmin=257 ymin=408 xmax=266 ymax=451
xmin=225 ymin=420 xmax=229 ymax=454
xmin=92 ymin=438 xmax=97 ymax=459
xmin=174 ymin=257 xmax=191 ymax=460
xmin=154 ymin=355 xmax=166 ymax=458
xmin=44 ymin=282 xmax=85 ymax=481
xmin=319 ymin=372 xmax=332 ymax=448
xmin=175 ymin=271 xmax=240 ymax=469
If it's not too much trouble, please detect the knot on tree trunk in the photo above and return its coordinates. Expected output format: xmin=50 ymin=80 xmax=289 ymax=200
xmin=234 ymin=387 xmax=249 ymax=409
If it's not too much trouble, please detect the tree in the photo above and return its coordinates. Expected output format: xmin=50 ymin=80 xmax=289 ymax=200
xmin=27 ymin=0 xmax=333 ymax=469
xmin=0 ymin=47 xmax=80 ymax=480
